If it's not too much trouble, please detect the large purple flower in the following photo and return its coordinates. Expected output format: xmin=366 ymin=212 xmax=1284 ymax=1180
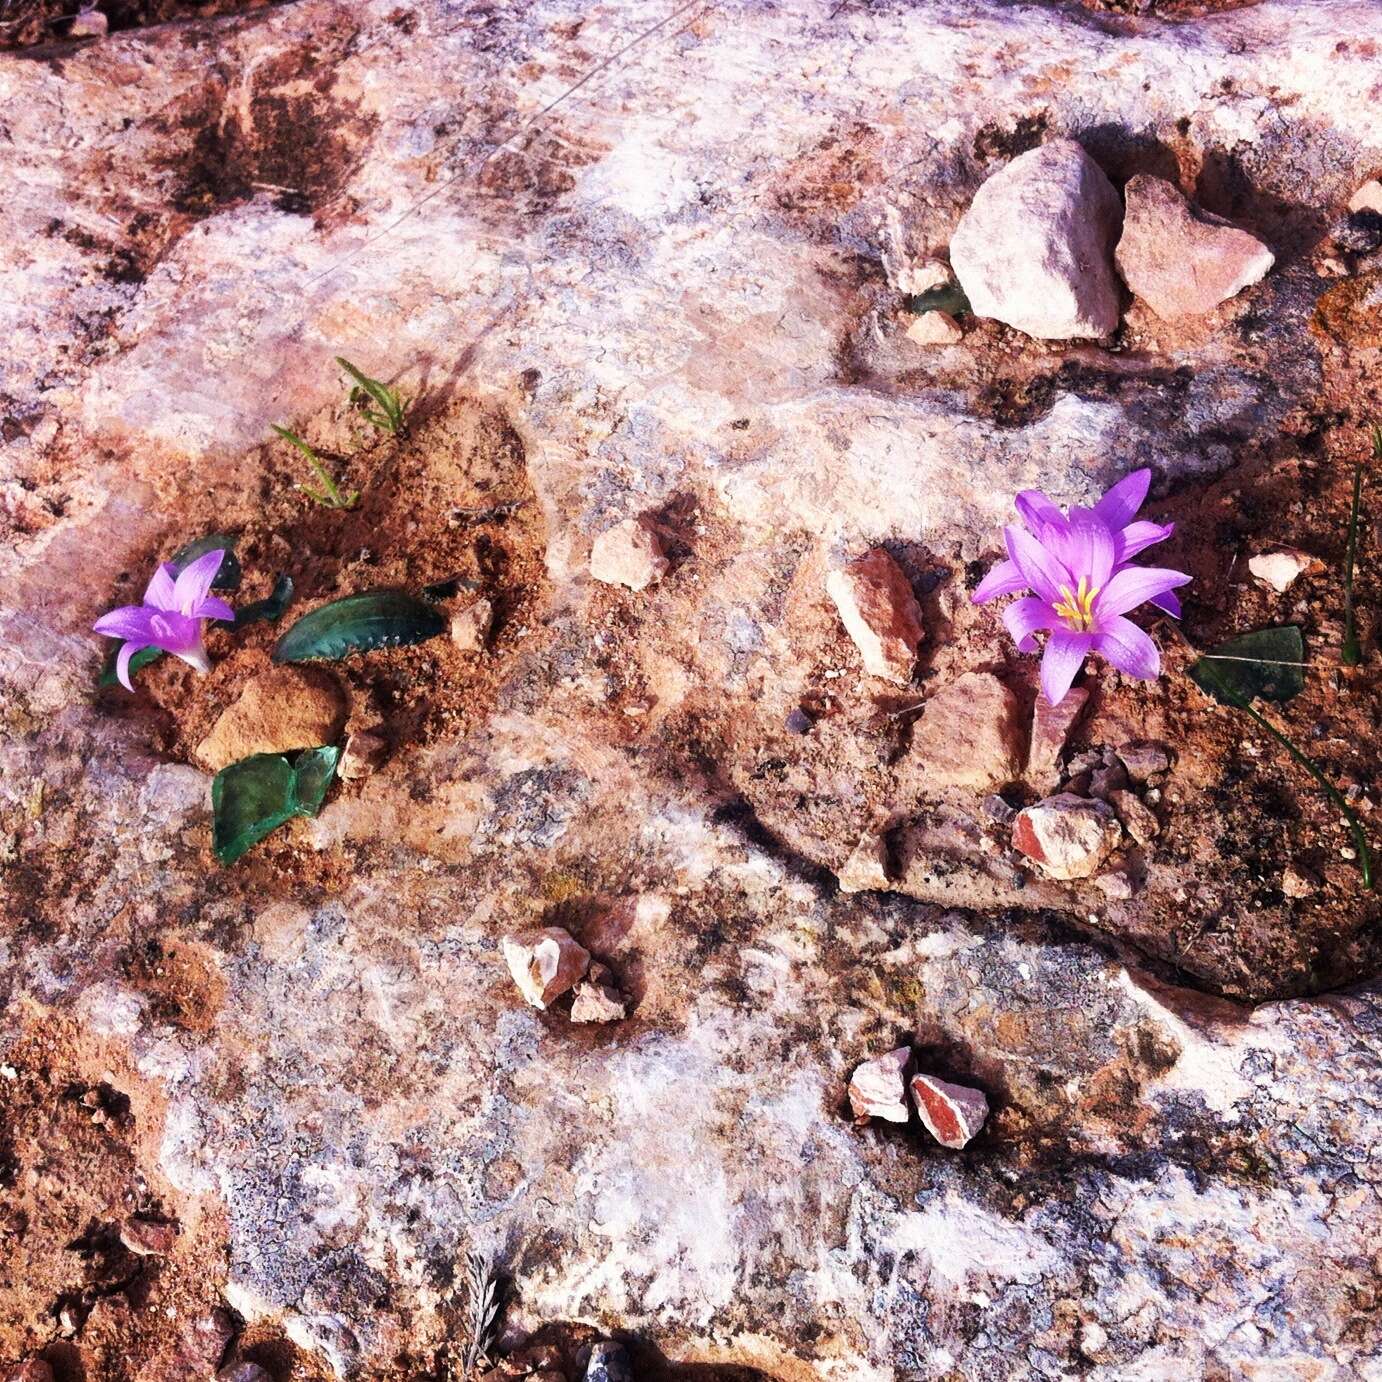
xmin=94 ymin=549 xmax=235 ymax=691
xmin=972 ymin=470 xmax=1190 ymax=706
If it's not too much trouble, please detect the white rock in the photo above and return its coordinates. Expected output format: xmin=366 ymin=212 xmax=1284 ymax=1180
xmin=836 ymin=833 xmax=891 ymax=894
xmin=570 ymin=962 xmax=628 ymax=1024
xmin=1012 ymin=793 xmax=1122 ymax=880
xmin=1248 ymin=548 xmax=1320 ymax=593
xmin=69 ymin=8 xmax=109 ymax=38
xmin=590 ymin=517 xmax=670 ymax=591
xmin=825 ymin=548 xmax=924 ymax=684
xmin=895 ymin=258 xmax=954 ymax=295
xmin=450 ymin=597 xmax=494 ymax=652
xmin=906 ymin=310 xmax=963 ymax=345
xmin=1349 ymin=180 xmax=1382 ymax=215
xmin=950 ymin=139 xmax=1122 ymax=339
xmin=909 ymin=1073 xmax=989 ymax=1148
xmin=848 ymin=1047 xmax=912 ymax=1124
xmin=501 ymin=928 xmax=590 ymax=1009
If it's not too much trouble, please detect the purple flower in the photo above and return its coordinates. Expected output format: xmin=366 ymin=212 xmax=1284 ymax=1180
xmin=972 ymin=470 xmax=1190 ymax=706
xmin=94 ymin=549 xmax=235 ymax=691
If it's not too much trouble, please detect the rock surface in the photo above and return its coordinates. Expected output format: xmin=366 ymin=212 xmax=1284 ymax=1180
xmin=1013 ymin=793 xmax=1123 ymax=880
xmin=908 ymin=671 xmax=1023 ymax=789
xmin=1026 ymin=687 xmax=1089 ymax=790
xmin=3 ymin=1 xmax=1382 ymax=1379
xmin=194 ymin=667 xmax=346 ymax=773
xmin=1116 ymin=174 xmax=1275 ymax=319
xmin=905 ymin=310 xmax=963 ymax=345
xmin=950 ymin=139 xmax=1122 ymax=339
xmin=825 ymin=548 xmax=925 ymax=683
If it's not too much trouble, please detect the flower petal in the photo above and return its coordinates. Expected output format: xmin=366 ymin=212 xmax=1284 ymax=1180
xmin=1094 ymin=565 xmax=1192 ymax=621
xmin=1003 ymin=596 xmax=1057 ymax=653
xmin=972 ymin=558 xmax=1028 ymax=604
xmin=1040 ymin=629 xmax=1093 ymax=707
xmin=1095 ymin=616 xmax=1160 ymax=681
xmin=1150 ymin=589 xmax=1181 ymax=618
xmin=1066 ymin=507 xmax=1116 ymax=590
xmin=1004 ymin=525 xmax=1068 ymax=606
xmin=1113 ymin=520 xmax=1174 ymax=562
xmin=144 ymin=562 xmax=178 ymax=608
xmin=93 ymin=605 xmax=158 ymax=642
xmin=172 ymin=549 xmax=225 ymax=616
xmin=1093 ymin=469 xmax=1152 ymax=530
xmin=169 ymin=634 xmax=211 ymax=675
xmin=1015 ymin=489 xmax=1067 ymax=536
xmin=194 ymin=596 xmax=236 ymax=623
xmin=115 ymin=641 xmax=151 ymax=692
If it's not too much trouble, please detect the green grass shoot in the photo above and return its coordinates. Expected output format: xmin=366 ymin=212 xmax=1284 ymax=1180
xmin=1340 ymin=428 xmax=1373 ymax=666
xmin=270 ymin=424 xmax=359 ymax=509
xmin=337 ymin=356 xmax=407 ymax=436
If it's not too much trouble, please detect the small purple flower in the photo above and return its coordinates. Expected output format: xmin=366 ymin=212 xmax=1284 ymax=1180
xmin=972 ymin=470 xmax=1190 ymax=706
xmin=94 ymin=549 xmax=235 ymax=691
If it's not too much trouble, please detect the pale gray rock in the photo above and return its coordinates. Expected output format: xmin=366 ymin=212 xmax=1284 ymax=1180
xmin=950 ymin=139 xmax=1122 ymax=339
xmin=848 ymin=1046 xmax=913 ymax=1124
xmin=589 ymin=518 xmax=669 ymax=592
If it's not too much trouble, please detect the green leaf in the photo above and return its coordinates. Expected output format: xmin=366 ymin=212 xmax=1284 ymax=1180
xmin=337 ymin=356 xmax=405 ymax=434
xmin=904 ymin=283 xmax=972 ymax=317
xmin=211 ymin=746 xmax=341 ymax=865
xmin=97 ymin=645 xmax=163 ymax=688
xmin=170 ymin=533 xmax=242 ymax=591
xmin=232 ymin=574 xmax=294 ymax=629
xmin=1188 ymin=626 xmax=1306 ymax=705
xmin=272 ymin=589 xmax=445 ymax=663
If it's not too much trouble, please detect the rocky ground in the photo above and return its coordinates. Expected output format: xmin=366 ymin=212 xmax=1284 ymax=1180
xmin=2 ymin=0 xmax=1382 ymax=1378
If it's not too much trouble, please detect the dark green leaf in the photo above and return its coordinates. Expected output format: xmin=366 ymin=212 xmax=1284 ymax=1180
xmin=232 ymin=574 xmax=294 ymax=629
xmin=98 ymin=644 xmax=163 ymax=688
xmin=211 ymin=746 xmax=341 ymax=865
xmin=272 ymin=589 xmax=445 ymax=663
xmin=1188 ymin=626 xmax=1306 ymax=705
xmin=904 ymin=283 xmax=972 ymax=317
xmin=170 ymin=533 xmax=242 ymax=591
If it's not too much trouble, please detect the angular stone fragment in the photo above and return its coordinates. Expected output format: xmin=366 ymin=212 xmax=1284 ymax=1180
xmin=1115 ymin=175 xmax=1273 ymax=319
xmin=1012 ymin=793 xmax=1122 ymax=880
xmin=1088 ymin=757 xmax=1128 ymax=802
xmin=1248 ymin=548 xmax=1320 ymax=593
xmin=119 ymin=1215 xmax=178 ymax=1256
xmin=218 ymin=1366 xmax=272 ymax=1382
xmin=1282 ymin=866 xmax=1319 ymax=900
xmin=909 ymin=1073 xmax=989 ymax=1149
xmin=502 ymin=927 xmax=590 ymax=1009
xmin=825 ymin=548 xmax=924 ymax=683
xmin=69 ymin=8 xmax=109 ymax=37
xmin=950 ymin=139 xmax=1122 ymax=339
xmin=1094 ymin=869 xmax=1135 ymax=900
xmin=338 ymin=728 xmax=388 ymax=782
xmin=1026 ymin=686 xmax=1089 ymax=790
xmin=195 ymin=667 xmax=346 ymax=773
xmin=589 ymin=516 xmax=669 ymax=591
xmin=450 ymin=597 xmax=494 ymax=652
xmin=570 ymin=962 xmax=627 ymax=1024
xmin=906 ymin=310 xmax=963 ymax=345
xmin=1109 ymin=789 xmax=1159 ymax=848
xmin=848 ymin=1046 xmax=912 ymax=1124
xmin=585 ymin=1340 xmax=634 ymax=1382
xmin=1115 ymin=741 xmax=1171 ymax=783
xmin=909 ymin=671 xmax=1023 ymax=789
xmin=836 ymin=832 xmax=891 ymax=894
xmin=182 ymin=1308 xmax=236 ymax=1367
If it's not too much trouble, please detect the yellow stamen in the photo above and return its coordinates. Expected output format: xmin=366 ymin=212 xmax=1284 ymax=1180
xmin=1053 ymin=575 xmax=1099 ymax=632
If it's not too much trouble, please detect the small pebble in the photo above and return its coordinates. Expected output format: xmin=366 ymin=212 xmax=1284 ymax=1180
xmin=450 ymin=598 xmax=494 ymax=653
xmin=585 ymin=1340 xmax=634 ymax=1382
xmin=119 ymin=1215 xmax=178 ymax=1256
xmin=982 ymin=794 xmax=1016 ymax=825
xmin=784 ymin=707 xmax=814 ymax=735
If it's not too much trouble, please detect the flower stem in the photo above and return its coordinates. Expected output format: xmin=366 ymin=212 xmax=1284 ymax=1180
xmin=1341 ymin=432 xmax=1373 ymax=666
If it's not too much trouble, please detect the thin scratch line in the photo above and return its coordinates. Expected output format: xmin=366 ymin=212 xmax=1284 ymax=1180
xmin=302 ymin=0 xmax=711 ymax=289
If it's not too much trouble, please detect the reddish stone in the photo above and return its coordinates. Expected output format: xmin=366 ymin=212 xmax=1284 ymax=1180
xmin=1026 ymin=686 xmax=1089 ymax=790
xmin=909 ymin=1074 xmax=989 ymax=1149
